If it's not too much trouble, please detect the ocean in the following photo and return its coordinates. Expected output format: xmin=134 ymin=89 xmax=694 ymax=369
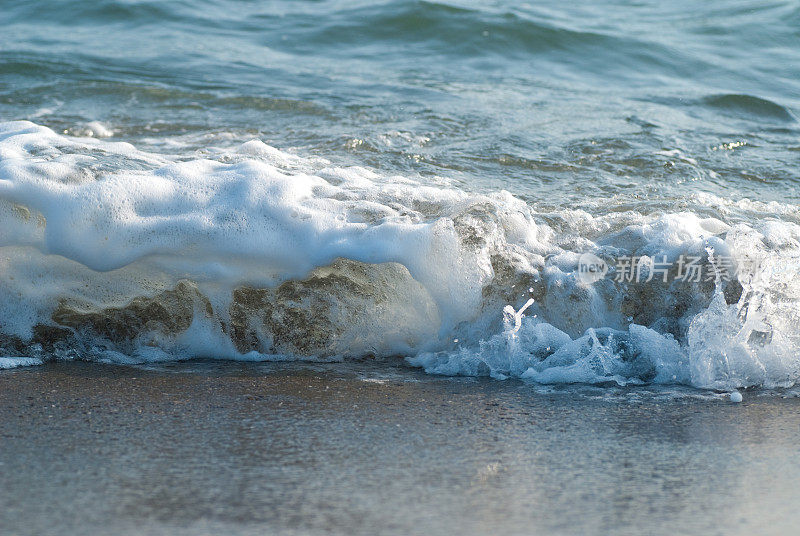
xmin=2 ymin=1 xmax=800 ymax=389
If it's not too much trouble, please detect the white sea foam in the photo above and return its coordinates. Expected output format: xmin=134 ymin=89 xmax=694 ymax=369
xmin=0 ymin=357 xmax=43 ymax=369
xmin=1 ymin=120 xmax=799 ymax=390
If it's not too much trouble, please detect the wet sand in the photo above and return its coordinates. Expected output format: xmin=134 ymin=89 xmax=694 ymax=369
xmin=2 ymin=360 xmax=799 ymax=536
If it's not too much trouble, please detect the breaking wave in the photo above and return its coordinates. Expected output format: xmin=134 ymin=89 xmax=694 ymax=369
xmin=2 ymin=120 xmax=800 ymax=390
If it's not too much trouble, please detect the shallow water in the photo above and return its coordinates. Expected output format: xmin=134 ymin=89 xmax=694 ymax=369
xmin=1 ymin=1 xmax=800 ymax=391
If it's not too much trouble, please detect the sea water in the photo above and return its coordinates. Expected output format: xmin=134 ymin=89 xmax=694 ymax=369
xmin=1 ymin=0 xmax=800 ymax=391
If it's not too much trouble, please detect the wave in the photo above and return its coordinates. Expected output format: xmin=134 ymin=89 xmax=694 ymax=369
xmin=702 ymin=94 xmax=796 ymax=122
xmin=278 ymin=0 xmax=707 ymax=82
xmin=1 ymin=120 xmax=799 ymax=390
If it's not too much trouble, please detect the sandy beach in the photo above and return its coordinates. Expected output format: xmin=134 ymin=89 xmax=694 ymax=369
xmin=2 ymin=360 xmax=799 ymax=536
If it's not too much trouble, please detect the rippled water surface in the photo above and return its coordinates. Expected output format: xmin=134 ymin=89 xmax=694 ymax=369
xmin=3 ymin=0 xmax=799 ymax=204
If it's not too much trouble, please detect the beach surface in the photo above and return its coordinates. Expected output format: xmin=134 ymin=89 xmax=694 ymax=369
xmin=2 ymin=361 xmax=799 ymax=536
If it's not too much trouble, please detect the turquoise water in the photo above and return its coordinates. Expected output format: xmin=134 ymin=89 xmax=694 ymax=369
xmin=2 ymin=1 xmax=800 ymax=389
xmin=3 ymin=0 xmax=799 ymax=203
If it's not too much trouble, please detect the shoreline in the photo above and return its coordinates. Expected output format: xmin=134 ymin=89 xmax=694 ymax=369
xmin=2 ymin=360 xmax=799 ymax=535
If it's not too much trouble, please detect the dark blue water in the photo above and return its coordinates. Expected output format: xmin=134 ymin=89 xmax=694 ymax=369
xmin=2 ymin=0 xmax=799 ymax=205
